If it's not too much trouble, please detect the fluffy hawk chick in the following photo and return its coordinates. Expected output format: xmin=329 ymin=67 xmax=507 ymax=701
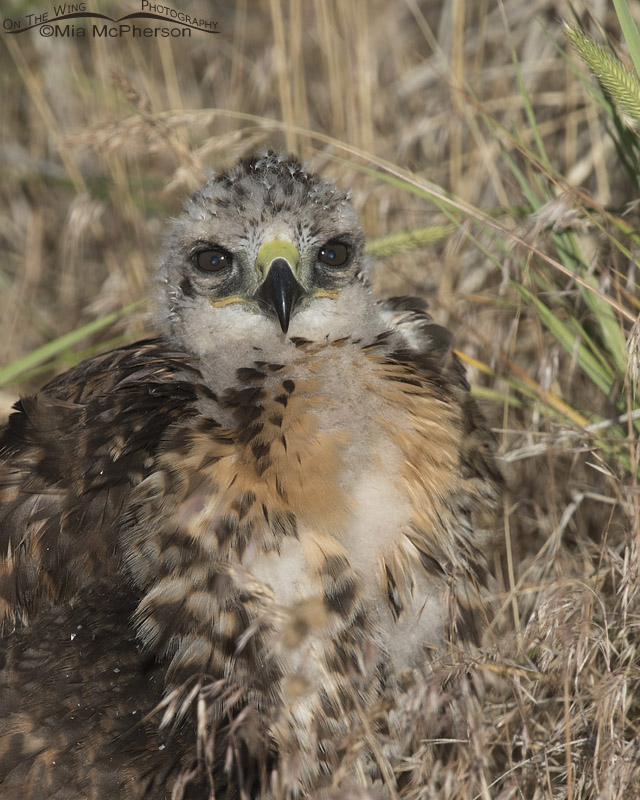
xmin=0 ymin=153 xmax=502 ymax=799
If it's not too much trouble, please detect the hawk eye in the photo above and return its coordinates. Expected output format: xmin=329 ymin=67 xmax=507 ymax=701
xmin=318 ymin=241 xmax=349 ymax=267
xmin=194 ymin=248 xmax=233 ymax=273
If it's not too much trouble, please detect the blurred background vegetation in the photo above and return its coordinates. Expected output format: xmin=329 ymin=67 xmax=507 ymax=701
xmin=1 ymin=0 xmax=639 ymax=796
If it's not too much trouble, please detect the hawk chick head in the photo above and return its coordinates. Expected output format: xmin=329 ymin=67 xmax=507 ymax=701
xmin=158 ymin=152 xmax=372 ymax=362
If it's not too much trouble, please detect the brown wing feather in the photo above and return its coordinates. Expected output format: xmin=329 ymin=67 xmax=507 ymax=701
xmin=0 ymin=339 xmax=201 ymax=626
xmin=0 ymin=339 xmax=219 ymax=797
xmin=380 ymin=297 xmax=503 ymax=642
xmin=380 ymin=296 xmax=502 ymax=486
xmin=0 ymin=579 xmax=205 ymax=799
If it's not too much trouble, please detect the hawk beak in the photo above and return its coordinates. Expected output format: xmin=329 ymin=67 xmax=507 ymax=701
xmin=254 ymin=241 xmax=305 ymax=333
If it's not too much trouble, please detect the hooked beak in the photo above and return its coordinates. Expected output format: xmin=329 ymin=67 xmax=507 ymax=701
xmin=254 ymin=241 xmax=305 ymax=333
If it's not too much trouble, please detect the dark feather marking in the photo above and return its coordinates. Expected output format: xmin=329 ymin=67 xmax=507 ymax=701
xmin=169 ymin=427 xmax=195 ymax=456
xmin=199 ymin=385 xmax=218 ymax=402
xmin=222 ymin=386 xmax=266 ymax=409
xmin=360 ymin=339 xmax=386 ymax=352
xmin=197 ymin=417 xmax=222 ymax=433
xmin=236 ymin=367 xmax=267 ymax=383
xmin=241 ymin=422 xmax=265 ymax=444
xmin=418 ymin=549 xmax=446 ymax=577
xmin=179 ymin=276 xmax=194 ymax=298
xmin=382 ymin=295 xmax=428 ymax=312
xmin=384 ymin=564 xmax=403 ymax=620
xmin=216 ymin=514 xmax=238 ymax=546
xmin=251 ymin=440 xmax=271 ymax=461
xmin=231 ymin=491 xmax=256 ymax=520
xmin=254 ymin=457 xmax=272 ymax=477
xmin=199 ymin=453 xmax=223 ymax=470
xmin=275 ymin=475 xmax=288 ymax=502
xmin=269 ymin=509 xmax=297 ymax=538
xmin=289 ymin=336 xmax=311 ymax=348
xmin=253 ymin=360 xmax=285 ymax=372
xmin=384 ymin=374 xmax=423 ymax=388
xmin=324 ymin=575 xmax=357 ymax=616
xmin=320 ymin=554 xmax=350 ymax=580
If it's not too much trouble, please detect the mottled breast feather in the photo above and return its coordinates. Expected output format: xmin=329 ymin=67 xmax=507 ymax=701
xmin=0 ymin=307 xmax=502 ymax=797
xmin=115 ymin=300 xmax=502 ymax=794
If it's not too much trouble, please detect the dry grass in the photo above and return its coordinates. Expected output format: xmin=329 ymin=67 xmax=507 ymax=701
xmin=1 ymin=0 xmax=639 ymax=797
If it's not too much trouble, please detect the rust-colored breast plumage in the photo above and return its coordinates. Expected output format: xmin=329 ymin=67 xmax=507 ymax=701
xmin=0 ymin=305 xmax=502 ymax=798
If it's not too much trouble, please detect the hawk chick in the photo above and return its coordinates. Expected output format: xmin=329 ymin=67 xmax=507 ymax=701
xmin=0 ymin=153 xmax=502 ymax=798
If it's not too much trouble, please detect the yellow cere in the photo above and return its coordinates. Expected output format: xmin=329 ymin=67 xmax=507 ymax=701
xmin=255 ymin=240 xmax=301 ymax=276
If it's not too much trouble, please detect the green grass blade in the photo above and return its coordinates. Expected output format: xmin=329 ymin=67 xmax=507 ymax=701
xmin=7 ymin=332 xmax=147 ymax=387
xmin=0 ymin=300 xmax=147 ymax=389
xmin=509 ymin=40 xmax=552 ymax=170
xmin=512 ymin=282 xmax=614 ymax=395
